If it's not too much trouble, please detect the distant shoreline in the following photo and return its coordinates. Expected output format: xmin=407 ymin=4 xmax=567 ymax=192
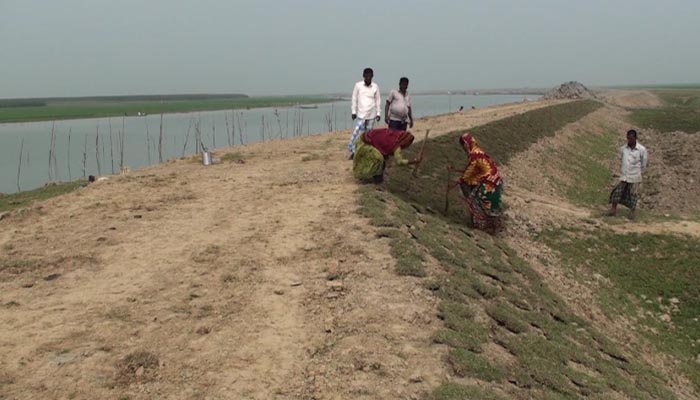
xmin=0 ymin=94 xmax=337 ymax=124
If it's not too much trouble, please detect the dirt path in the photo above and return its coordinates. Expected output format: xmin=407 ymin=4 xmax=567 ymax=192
xmin=0 ymin=99 xmax=556 ymax=399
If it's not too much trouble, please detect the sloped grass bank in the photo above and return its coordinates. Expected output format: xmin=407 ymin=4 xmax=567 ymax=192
xmin=384 ymin=100 xmax=603 ymax=225
xmin=543 ymin=228 xmax=700 ymax=391
xmin=629 ymin=89 xmax=700 ymax=133
xmin=358 ymin=186 xmax=676 ymax=399
xmin=352 ymin=98 xmax=684 ymax=398
xmin=0 ymin=181 xmax=85 ymax=212
xmin=540 ymin=128 xmax=618 ymax=208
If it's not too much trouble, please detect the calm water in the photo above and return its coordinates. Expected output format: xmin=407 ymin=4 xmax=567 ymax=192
xmin=0 ymin=94 xmax=533 ymax=194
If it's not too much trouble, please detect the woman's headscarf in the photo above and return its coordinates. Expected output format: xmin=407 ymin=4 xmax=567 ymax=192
xmin=364 ymin=128 xmax=414 ymax=156
xmin=458 ymin=132 xmax=502 ymax=189
xmin=459 ymin=133 xmax=482 ymax=155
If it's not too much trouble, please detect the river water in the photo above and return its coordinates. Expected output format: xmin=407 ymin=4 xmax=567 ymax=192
xmin=0 ymin=94 xmax=533 ymax=194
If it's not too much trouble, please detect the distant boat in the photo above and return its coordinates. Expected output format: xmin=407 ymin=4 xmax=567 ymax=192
xmin=136 ymin=111 xmax=147 ymax=116
xmin=297 ymin=105 xmax=318 ymax=109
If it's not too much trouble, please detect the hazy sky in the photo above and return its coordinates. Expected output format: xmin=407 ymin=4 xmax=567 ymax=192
xmin=1 ymin=0 xmax=698 ymax=98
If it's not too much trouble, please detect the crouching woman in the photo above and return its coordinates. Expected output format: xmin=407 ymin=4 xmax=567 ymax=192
xmin=352 ymin=128 xmax=421 ymax=183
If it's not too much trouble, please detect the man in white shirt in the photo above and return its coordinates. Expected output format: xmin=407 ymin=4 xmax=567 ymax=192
xmin=349 ymin=67 xmax=381 ymax=159
xmin=608 ymin=129 xmax=648 ymax=219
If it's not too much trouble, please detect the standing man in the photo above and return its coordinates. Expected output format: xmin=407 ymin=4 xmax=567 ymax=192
xmin=385 ymin=77 xmax=414 ymax=131
xmin=608 ymin=129 xmax=648 ymax=219
xmin=349 ymin=67 xmax=381 ymax=159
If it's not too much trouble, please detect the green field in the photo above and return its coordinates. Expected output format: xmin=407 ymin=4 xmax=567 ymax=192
xmin=629 ymin=89 xmax=700 ymax=133
xmin=0 ymin=94 xmax=333 ymax=123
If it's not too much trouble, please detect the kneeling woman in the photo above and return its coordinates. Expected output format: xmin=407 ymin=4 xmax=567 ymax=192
xmin=456 ymin=133 xmax=504 ymax=233
xmin=353 ymin=128 xmax=421 ymax=183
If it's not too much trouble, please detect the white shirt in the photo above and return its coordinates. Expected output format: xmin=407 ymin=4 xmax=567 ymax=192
xmin=619 ymin=143 xmax=648 ymax=183
xmin=351 ymin=81 xmax=381 ymax=120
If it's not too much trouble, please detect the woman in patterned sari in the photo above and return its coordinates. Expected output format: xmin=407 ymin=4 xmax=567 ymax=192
xmin=456 ymin=133 xmax=503 ymax=233
xmin=353 ymin=128 xmax=421 ymax=183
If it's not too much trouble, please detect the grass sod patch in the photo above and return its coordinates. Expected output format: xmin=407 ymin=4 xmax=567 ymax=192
xmin=629 ymin=89 xmax=700 ymax=133
xmin=0 ymin=180 xmax=85 ymax=212
xmin=220 ymin=152 xmax=245 ymax=162
xmin=542 ymin=228 xmax=700 ymax=391
xmin=385 ymin=100 xmax=604 ymax=225
xmin=355 ymin=101 xmax=679 ymax=398
xmin=431 ymin=383 xmax=508 ymax=400
xmin=447 ymin=348 xmax=505 ymax=381
xmin=546 ymin=130 xmax=618 ymax=207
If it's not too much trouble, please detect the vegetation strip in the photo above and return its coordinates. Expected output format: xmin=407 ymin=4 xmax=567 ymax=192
xmin=385 ymin=99 xmax=603 ymax=225
xmin=0 ymin=95 xmax=333 ymax=123
xmin=629 ymin=89 xmax=700 ymax=133
xmin=356 ymin=100 xmax=680 ymax=398
xmin=543 ymin=228 xmax=700 ymax=391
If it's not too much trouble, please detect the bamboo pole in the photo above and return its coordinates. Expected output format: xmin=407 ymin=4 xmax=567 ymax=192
xmin=182 ymin=117 xmax=193 ymax=156
xmin=224 ymin=112 xmax=232 ymax=147
xmin=145 ymin=120 xmax=152 ymax=165
xmin=109 ymin=119 xmax=115 ymax=174
xmin=82 ymin=133 xmax=88 ymax=178
xmin=120 ymin=117 xmax=126 ymax=171
xmin=67 ymin=128 xmax=72 ymax=181
xmin=412 ymin=129 xmax=430 ymax=177
xmin=212 ymin=118 xmax=216 ymax=149
xmin=158 ymin=113 xmax=164 ymax=163
xmin=48 ymin=121 xmax=56 ymax=181
xmin=95 ymin=127 xmax=101 ymax=176
xmin=16 ymin=138 xmax=24 ymax=192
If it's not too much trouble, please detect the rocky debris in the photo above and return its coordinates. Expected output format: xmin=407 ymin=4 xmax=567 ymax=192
xmin=543 ymin=81 xmax=595 ymax=100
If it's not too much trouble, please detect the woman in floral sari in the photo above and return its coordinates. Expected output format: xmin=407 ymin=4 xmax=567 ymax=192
xmin=353 ymin=128 xmax=421 ymax=183
xmin=456 ymin=133 xmax=503 ymax=233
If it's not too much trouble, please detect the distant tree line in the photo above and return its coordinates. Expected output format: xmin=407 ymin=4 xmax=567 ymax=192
xmin=0 ymin=100 xmax=47 ymax=108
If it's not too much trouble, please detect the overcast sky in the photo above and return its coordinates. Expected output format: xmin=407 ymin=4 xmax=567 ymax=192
xmin=1 ymin=0 xmax=698 ymax=98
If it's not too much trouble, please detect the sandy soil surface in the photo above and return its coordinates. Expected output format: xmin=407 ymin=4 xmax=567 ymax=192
xmin=0 ymin=99 xmax=557 ymax=400
xmin=596 ymin=89 xmax=663 ymax=108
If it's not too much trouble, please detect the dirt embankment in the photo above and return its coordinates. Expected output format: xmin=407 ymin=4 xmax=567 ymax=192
xmin=0 ymin=99 xmax=555 ymax=399
xmin=596 ymin=89 xmax=663 ymax=108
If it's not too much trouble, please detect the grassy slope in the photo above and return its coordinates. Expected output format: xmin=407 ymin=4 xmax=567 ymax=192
xmin=629 ymin=89 xmax=700 ymax=133
xmin=357 ymin=100 xmax=683 ymax=398
xmin=384 ymin=100 xmax=603 ymax=225
xmin=543 ymin=229 xmax=700 ymax=391
xmin=0 ymin=95 xmax=332 ymax=123
xmin=0 ymin=181 xmax=84 ymax=212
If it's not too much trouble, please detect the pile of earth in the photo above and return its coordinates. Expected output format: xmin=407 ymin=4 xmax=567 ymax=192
xmin=543 ymin=81 xmax=595 ymax=100
xmin=639 ymin=130 xmax=700 ymax=214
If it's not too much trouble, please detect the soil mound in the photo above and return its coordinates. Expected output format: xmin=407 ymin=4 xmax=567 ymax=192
xmin=640 ymin=130 xmax=700 ymax=214
xmin=543 ymin=81 xmax=595 ymax=100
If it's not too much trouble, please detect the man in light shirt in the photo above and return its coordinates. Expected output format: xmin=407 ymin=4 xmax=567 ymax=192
xmin=385 ymin=77 xmax=413 ymax=131
xmin=349 ymin=67 xmax=381 ymax=159
xmin=608 ymin=129 xmax=648 ymax=219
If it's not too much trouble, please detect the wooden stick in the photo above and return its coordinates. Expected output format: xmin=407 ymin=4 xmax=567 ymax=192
xmin=109 ymin=119 xmax=115 ymax=174
xmin=95 ymin=127 xmax=101 ymax=176
xmin=412 ymin=129 xmax=430 ymax=177
xmin=16 ymin=138 xmax=24 ymax=192
xmin=444 ymin=163 xmax=452 ymax=215
xmin=67 ymin=129 xmax=72 ymax=181
xmin=158 ymin=113 xmax=164 ymax=163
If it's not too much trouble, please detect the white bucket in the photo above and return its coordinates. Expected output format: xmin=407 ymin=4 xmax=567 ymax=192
xmin=202 ymin=151 xmax=212 ymax=166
